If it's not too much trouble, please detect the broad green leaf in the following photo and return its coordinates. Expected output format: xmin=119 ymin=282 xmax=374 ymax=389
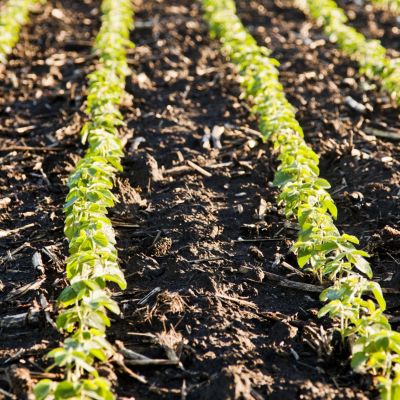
xmin=342 ymin=233 xmax=359 ymax=245
xmin=351 ymin=352 xmax=368 ymax=371
xmin=353 ymin=255 xmax=373 ymax=279
xmin=54 ymin=381 xmax=78 ymax=397
xmin=34 ymin=379 xmax=55 ymax=400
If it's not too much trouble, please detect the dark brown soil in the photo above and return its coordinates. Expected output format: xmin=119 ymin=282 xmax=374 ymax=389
xmin=0 ymin=0 xmax=399 ymax=399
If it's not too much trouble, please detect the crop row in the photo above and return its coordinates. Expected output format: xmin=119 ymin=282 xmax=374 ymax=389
xmin=202 ymin=0 xmax=400 ymax=398
xmin=296 ymin=0 xmax=400 ymax=105
xmin=370 ymin=0 xmax=400 ymax=12
xmin=0 ymin=0 xmax=45 ymax=63
xmin=33 ymin=0 xmax=134 ymax=399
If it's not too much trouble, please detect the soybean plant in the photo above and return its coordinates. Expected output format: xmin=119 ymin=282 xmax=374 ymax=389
xmin=202 ymin=0 xmax=400 ymax=398
xmin=34 ymin=1 xmax=134 ymax=399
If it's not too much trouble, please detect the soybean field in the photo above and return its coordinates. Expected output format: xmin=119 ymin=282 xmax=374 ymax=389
xmin=0 ymin=0 xmax=399 ymax=399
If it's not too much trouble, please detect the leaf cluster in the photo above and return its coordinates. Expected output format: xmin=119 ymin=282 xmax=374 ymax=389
xmin=202 ymin=0 xmax=400 ymax=398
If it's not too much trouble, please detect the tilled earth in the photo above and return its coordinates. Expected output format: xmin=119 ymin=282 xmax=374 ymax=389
xmin=0 ymin=0 xmax=399 ymax=399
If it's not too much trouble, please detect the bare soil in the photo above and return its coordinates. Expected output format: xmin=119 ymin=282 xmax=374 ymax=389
xmin=0 ymin=0 xmax=399 ymax=399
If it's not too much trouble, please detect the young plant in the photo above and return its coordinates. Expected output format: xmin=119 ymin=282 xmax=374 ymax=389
xmin=0 ymin=0 xmax=45 ymax=63
xmin=34 ymin=0 xmax=134 ymax=399
xmin=202 ymin=0 xmax=400 ymax=398
xmin=295 ymin=0 xmax=400 ymax=106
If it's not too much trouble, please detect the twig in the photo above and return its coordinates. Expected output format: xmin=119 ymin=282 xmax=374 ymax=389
xmin=187 ymin=257 xmax=225 ymax=264
xmin=224 ymin=123 xmax=264 ymax=139
xmin=0 ymin=243 xmax=30 ymax=264
xmin=30 ymin=372 xmax=63 ymax=380
xmin=126 ymin=332 xmax=157 ymax=342
xmin=330 ymin=184 xmax=347 ymax=196
xmin=187 ymin=160 xmax=212 ymax=177
xmin=149 ymin=230 xmax=162 ymax=249
xmin=6 ymin=278 xmax=45 ymax=300
xmin=0 ymin=223 xmax=35 ymax=238
xmin=113 ymin=356 xmax=148 ymax=384
xmin=110 ymin=221 xmax=140 ymax=228
xmin=0 ymin=387 xmax=14 ymax=399
xmin=149 ymin=386 xmax=181 ymax=395
xmin=163 ymin=165 xmax=190 ymax=175
xmin=216 ymin=293 xmax=258 ymax=310
xmin=232 ymin=237 xmax=285 ymax=243
xmin=3 ymin=349 xmax=24 ymax=365
xmin=164 ymin=161 xmax=233 ymax=175
xmin=207 ymin=161 xmax=233 ymax=169
xmin=382 ymin=287 xmax=400 ymax=295
xmin=0 ymin=146 xmax=63 ymax=152
xmin=263 ymin=271 xmax=323 ymax=293
xmin=364 ymin=127 xmax=400 ymax=141
xmin=125 ymin=359 xmax=180 ymax=366
xmin=115 ymin=340 xmax=150 ymax=361
xmin=280 ymin=261 xmax=305 ymax=278
xmin=137 ymin=287 xmax=162 ymax=305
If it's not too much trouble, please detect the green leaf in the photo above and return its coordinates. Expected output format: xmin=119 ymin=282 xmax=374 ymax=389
xmin=273 ymin=170 xmax=295 ymax=187
xmin=318 ymin=300 xmax=341 ymax=318
xmin=341 ymin=233 xmax=359 ymax=245
xmin=351 ymin=352 xmax=368 ymax=371
xmin=370 ymin=282 xmax=386 ymax=311
xmin=322 ymin=198 xmax=337 ymax=219
xmin=54 ymin=381 xmax=78 ymax=397
xmin=93 ymin=231 xmax=109 ymax=247
xmin=297 ymin=248 xmax=312 ymax=268
xmin=315 ymin=241 xmax=338 ymax=253
xmin=56 ymin=309 xmax=79 ymax=331
xmin=58 ymin=286 xmax=79 ymax=306
xmin=353 ymin=255 xmax=373 ymax=279
xmin=34 ymin=379 xmax=55 ymax=400
xmin=90 ymin=348 xmax=108 ymax=362
xmin=314 ymin=178 xmax=331 ymax=189
xmin=58 ymin=281 xmax=87 ymax=307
